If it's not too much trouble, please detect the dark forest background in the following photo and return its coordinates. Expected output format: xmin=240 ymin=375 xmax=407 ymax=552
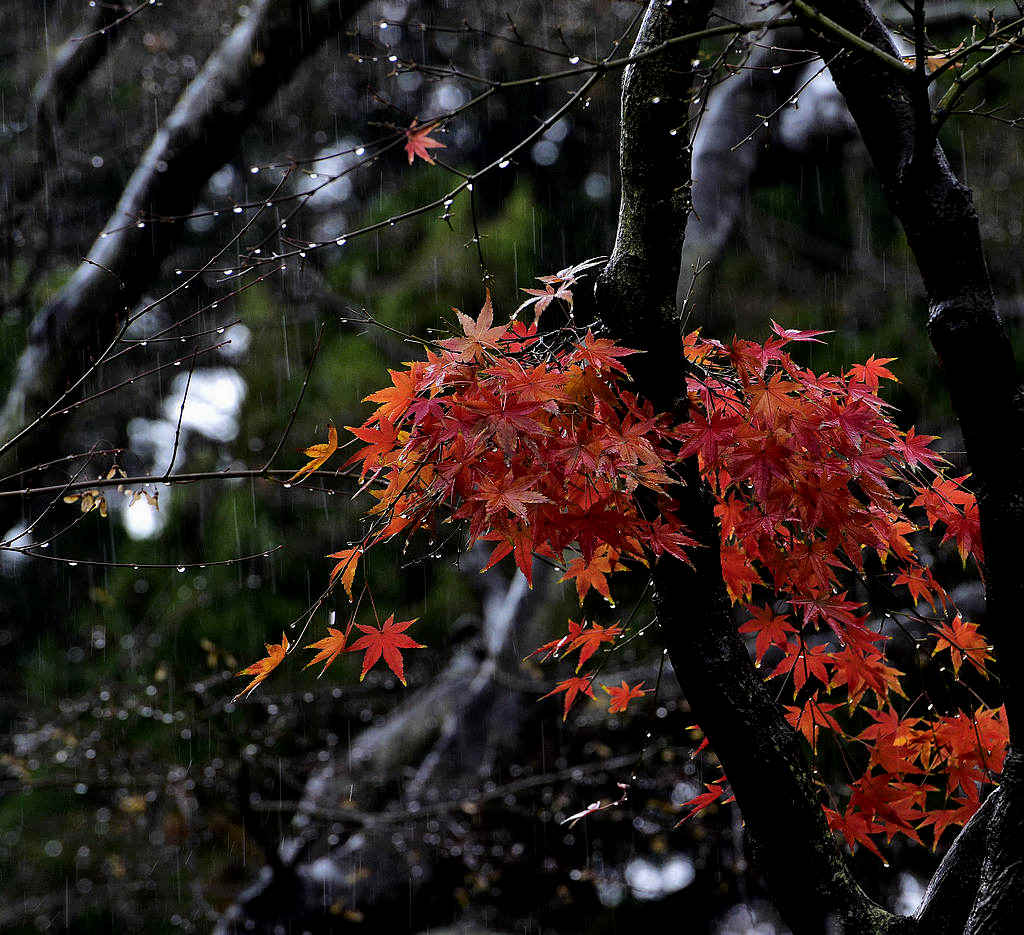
xmin=2 ymin=1 xmax=1023 ymax=932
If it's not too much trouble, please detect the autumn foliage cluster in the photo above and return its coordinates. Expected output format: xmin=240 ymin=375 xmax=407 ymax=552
xmin=236 ymin=258 xmax=1005 ymax=860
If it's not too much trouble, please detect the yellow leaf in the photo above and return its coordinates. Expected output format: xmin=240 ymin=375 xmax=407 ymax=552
xmin=303 ymin=624 xmax=352 ymax=677
xmin=232 ymin=632 xmax=289 ymax=702
xmin=288 ymin=424 xmax=339 ymax=483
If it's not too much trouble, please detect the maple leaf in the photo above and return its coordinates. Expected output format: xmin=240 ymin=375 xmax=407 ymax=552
xmin=916 ymin=795 xmax=980 ymax=849
xmin=893 ymin=565 xmax=946 ymax=612
xmin=364 ymin=368 xmax=420 ymax=424
xmin=646 ymin=517 xmax=699 ymax=565
xmin=747 ymin=371 xmax=797 ymax=424
xmin=326 ymin=547 xmax=360 ymax=601
xmin=829 ymin=646 xmax=905 ymax=706
xmin=720 ymin=542 xmax=762 ymax=604
xmin=568 ymin=620 xmax=622 ymax=670
xmin=233 ymin=633 xmax=289 ymax=702
xmin=569 ymin=330 xmax=639 ymax=375
xmin=346 ymin=614 xmax=424 ymax=685
xmin=561 ymin=549 xmax=615 ymax=603
xmin=481 ymin=524 xmax=536 ymax=586
xmin=825 ymin=806 xmax=886 ymax=860
xmin=603 ymin=679 xmax=648 ymax=713
xmin=770 ymin=641 xmax=833 ymax=694
xmin=344 ymin=420 xmax=399 ymax=478
xmin=472 ymin=473 xmax=550 ymax=521
xmin=894 ymin=427 xmax=944 ymax=472
xmin=439 ymin=292 xmax=509 ymax=363
xmin=847 ymin=355 xmax=898 ymax=392
xmin=304 ymin=624 xmax=353 ymax=677
xmin=525 ymin=619 xmax=585 ymax=663
xmin=738 ymin=605 xmax=796 ymax=664
xmin=404 ymin=118 xmax=446 ymax=164
xmin=939 ymin=499 xmax=983 ymax=565
xmin=289 ymin=424 xmax=338 ymax=483
xmin=769 ymin=319 xmax=830 ymax=343
xmin=933 ymin=614 xmax=992 ymax=677
xmin=517 ymin=279 xmax=575 ymax=321
xmin=540 ymin=672 xmax=597 ymax=721
xmin=505 ymin=320 xmax=540 ymax=353
xmin=675 ymin=782 xmax=728 ymax=825
xmin=785 ymin=700 xmax=843 ymax=752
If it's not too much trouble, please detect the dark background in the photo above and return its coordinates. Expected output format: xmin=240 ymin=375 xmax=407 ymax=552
xmin=1 ymin=1 xmax=1022 ymax=931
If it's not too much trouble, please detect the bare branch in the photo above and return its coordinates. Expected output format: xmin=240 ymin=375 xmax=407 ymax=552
xmin=2 ymin=0 xmax=365 ymax=447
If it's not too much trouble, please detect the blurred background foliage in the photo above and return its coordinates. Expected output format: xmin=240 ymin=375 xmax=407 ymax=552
xmin=1 ymin=1 xmax=1022 ymax=932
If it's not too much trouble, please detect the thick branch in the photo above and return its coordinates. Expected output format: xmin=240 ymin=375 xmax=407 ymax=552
xmin=597 ymin=3 xmax=901 ymax=933
xmin=964 ymin=751 xmax=1024 ymax=933
xmin=914 ymin=786 xmax=998 ymax=933
xmin=793 ymin=0 xmax=1024 ymax=742
xmin=4 ymin=2 xmax=127 ymax=216
xmin=596 ymin=0 xmax=705 ymax=410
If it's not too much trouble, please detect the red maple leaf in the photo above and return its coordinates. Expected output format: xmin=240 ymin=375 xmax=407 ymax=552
xmin=346 ymin=614 xmax=425 ymax=685
xmin=567 ymin=620 xmax=622 ymax=670
xmin=894 ymin=426 xmax=945 ymax=472
xmin=471 ymin=473 xmax=550 ymax=521
xmin=738 ymin=605 xmax=796 ymax=664
xmin=481 ymin=524 xmax=536 ymax=586
xmin=769 ymin=319 xmax=830 ymax=343
xmin=568 ymin=330 xmax=639 ymax=375
xmin=603 ymin=679 xmax=648 ymax=713
xmin=847 ymin=355 xmax=899 ymax=392
xmin=525 ymin=619 xmax=585 ymax=663
xmin=404 ymin=118 xmax=446 ymax=164
xmin=344 ymin=419 xmax=399 ymax=478
xmin=540 ymin=672 xmax=596 ymax=721
xmin=785 ymin=700 xmax=843 ymax=752
xmin=770 ymin=641 xmax=833 ymax=694
xmin=561 ymin=549 xmax=615 ymax=603
xmin=675 ymin=782 xmax=729 ymax=825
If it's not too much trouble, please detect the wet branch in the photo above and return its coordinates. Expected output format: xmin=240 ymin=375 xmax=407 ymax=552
xmin=597 ymin=3 xmax=905 ymax=933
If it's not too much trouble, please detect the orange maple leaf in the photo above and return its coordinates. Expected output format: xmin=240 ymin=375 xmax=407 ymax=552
xmin=560 ymin=549 xmax=615 ymax=603
xmin=404 ymin=118 xmax=446 ymax=165
xmin=933 ymin=614 xmax=992 ymax=677
xmin=233 ymin=633 xmax=289 ymax=702
xmin=304 ymin=624 xmax=353 ymax=677
xmin=346 ymin=613 xmax=424 ymax=685
xmin=603 ymin=679 xmax=648 ymax=713
xmin=363 ymin=368 xmax=420 ymax=424
xmin=289 ymin=424 xmax=338 ymax=483
xmin=326 ymin=547 xmax=360 ymax=601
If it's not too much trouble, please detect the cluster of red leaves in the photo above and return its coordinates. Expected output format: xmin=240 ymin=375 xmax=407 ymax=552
xmin=676 ymin=325 xmax=1004 ymax=853
xmin=240 ymin=268 xmax=1005 ymax=859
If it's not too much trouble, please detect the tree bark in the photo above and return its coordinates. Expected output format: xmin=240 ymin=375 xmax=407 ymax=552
xmin=793 ymin=0 xmax=1024 ymax=742
xmin=597 ymin=3 xmax=905 ymax=933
